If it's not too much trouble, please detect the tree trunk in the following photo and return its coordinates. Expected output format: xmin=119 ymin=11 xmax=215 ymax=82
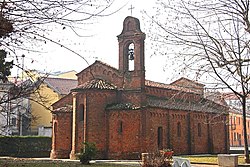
xmin=242 ymin=97 xmax=250 ymax=163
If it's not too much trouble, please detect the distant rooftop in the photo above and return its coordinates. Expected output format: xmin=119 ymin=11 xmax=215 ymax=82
xmin=44 ymin=78 xmax=77 ymax=95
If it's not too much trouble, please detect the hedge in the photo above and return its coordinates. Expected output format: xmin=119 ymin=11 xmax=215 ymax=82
xmin=0 ymin=136 xmax=51 ymax=158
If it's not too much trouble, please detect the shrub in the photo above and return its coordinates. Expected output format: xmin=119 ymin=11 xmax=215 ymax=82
xmin=0 ymin=136 xmax=51 ymax=157
xmin=142 ymin=151 xmax=172 ymax=167
xmin=78 ymin=142 xmax=97 ymax=165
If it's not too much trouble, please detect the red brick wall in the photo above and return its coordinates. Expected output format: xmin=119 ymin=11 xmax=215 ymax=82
xmin=168 ymin=110 xmax=189 ymax=155
xmin=189 ymin=113 xmax=209 ymax=154
xmin=50 ymin=112 xmax=72 ymax=159
xmin=75 ymin=90 xmax=117 ymax=158
xmin=52 ymin=94 xmax=73 ymax=109
xmin=120 ymin=90 xmax=146 ymax=106
xmin=76 ymin=62 xmax=124 ymax=88
xmin=106 ymin=106 xmax=229 ymax=159
xmin=143 ymin=108 xmax=169 ymax=153
xmin=108 ymin=109 xmax=142 ymax=159
xmin=210 ymin=115 xmax=229 ymax=153
xmin=144 ymin=108 xmax=228 ymax=155
xmin=51 ymin=78 xmax=229 ymax=159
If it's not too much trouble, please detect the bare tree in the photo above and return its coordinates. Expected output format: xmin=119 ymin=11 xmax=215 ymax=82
xmin=0 ymin=0 xmax=119 ymax=135
xmin=0 ymin=0 xmax=118 ymax=64
xmin=144 ymin=0 xmax=250 ymax=162
xmin=0 ymin=70 xmax=52 ymax=135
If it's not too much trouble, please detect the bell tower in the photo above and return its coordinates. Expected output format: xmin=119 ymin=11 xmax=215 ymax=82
xmin=117 ymin=16 xmax=146 ymax=89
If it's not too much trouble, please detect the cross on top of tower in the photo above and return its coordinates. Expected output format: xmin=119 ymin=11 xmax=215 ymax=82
xmin=128 ymin=4 xmax=134 ymax=16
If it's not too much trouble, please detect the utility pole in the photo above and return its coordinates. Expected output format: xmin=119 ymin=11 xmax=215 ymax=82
xmin=19 ymin=54 xmax=25 ymax=136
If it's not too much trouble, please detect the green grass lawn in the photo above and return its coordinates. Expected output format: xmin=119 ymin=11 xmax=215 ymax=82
xmin=0 ymin=160 xmax=129 ymax=167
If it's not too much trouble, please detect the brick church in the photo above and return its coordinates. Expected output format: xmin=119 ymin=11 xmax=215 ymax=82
xmin=50 ymin=16 xmax=229 ymax=160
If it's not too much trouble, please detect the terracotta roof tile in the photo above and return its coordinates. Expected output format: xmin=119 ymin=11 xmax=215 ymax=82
xmin=52 ymin=105 xmax=73 ymax=113
xmin=145 ymin=80 xmax=201 ymax=94
xmin=147 ymin=97 xmax=228 ymax=113
xmin=73 ymin=78 xmax=117 ymax=91
xmin=106 ymin=102 xmax=140 ymax=110
xmin=170 ymin=77 xmax=205 ymax=87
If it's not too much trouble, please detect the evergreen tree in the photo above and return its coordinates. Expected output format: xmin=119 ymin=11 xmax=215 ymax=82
xmin=0 ymin=50 xmax=13 ymax=82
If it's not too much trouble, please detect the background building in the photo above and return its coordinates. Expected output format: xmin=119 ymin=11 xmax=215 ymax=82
xmin=30 ymin=72 xmax=77 ymax=136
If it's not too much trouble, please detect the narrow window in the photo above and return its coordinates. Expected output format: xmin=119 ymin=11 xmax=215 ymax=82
xmin=11 ymin=117 xmax=17 ymax=126
xmin=198 ymin=123 xmax=201 ymax=137
xmin=177 ymin=122 xmax=181 ymax=137
xmin=231 ymin=132 xmax=233 ymax=144
xmin=79 ymin=104 xmax=84 ymax=121
xmin=53 ymin=122 xmax=58 ymax=149
xmin=128 ymin=43 xmax=134 ymax=71
xmin=157 ymin=127 xmax=163 ymax=149
xmin=118 ymin=121 xmax=123 ymax=134
xmin=238 ymin=117 xmax=240 ymax=125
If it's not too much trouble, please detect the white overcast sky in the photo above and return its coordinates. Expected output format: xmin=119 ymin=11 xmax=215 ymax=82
xmin=12 ymin=1 xmax=176 ymax=83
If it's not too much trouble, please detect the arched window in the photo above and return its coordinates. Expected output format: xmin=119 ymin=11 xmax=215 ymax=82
xmin=128 ymin=43 xmax=134 ymax=71
xmin=177 ymin=122 xmax=181 ymax=137
xmin=79 ymin=104 xmax=84 ymax=121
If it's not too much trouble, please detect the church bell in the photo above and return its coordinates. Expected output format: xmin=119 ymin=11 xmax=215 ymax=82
xmin=128 ymin=48 xmax=134 ymax=60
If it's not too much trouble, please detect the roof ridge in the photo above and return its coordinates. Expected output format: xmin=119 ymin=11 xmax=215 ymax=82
xmin=46 ymin=77 xmax=77 ymax=81
xmin=77 ymin=60 xmax=119 ymax=76
xmin=95 ymin=60 xmax=118 ymax=71
xmin=73 ymin=78 xmax=117 ymax=91
xmin=145 ymin=80 xmax=202 ymax=94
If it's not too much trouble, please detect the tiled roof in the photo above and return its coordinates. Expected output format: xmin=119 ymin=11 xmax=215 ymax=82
xmin=170 ymin=77 xmax=205 ymax=87
xmin=147 ymin=97 xmax=228 ymax=114
xmin=106 ymin=102 xmax=140 ymax=110
xmin=52 ymin=105 xmax=73 ymax=113
xmin=44 ymin=78 xmax=77 ymax=95
xmin=204 ymin=92 xmax=228 ymax=106
xmin=222 ymin=92 xmax=246 ymax=100
xmin=145 ymin=80 xmax=201 ymax=94
xmin=73 ymin=78 xmax=117 ymax=91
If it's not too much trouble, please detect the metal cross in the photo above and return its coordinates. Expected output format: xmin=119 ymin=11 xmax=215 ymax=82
xmin=128 ymin=4 xmax=134 ymax=16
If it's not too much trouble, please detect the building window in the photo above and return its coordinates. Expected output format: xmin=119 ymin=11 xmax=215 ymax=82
xmin=234 ymin=132 xmax=237 ymax=141
xmin=238 ymin=117 xmax=240 ymax=125
xmin=11 ymin=117 xmax=16 ymax=126
xmin=157 ymin=127 xmax=163 ymax=150
xmin=53 ymin=122 xmax=58 ymax=149
xmin=198 ymin=123 xmax=201 ymax=137
xmin=247 ymin=105 xmax=250 ymax=111
xmin=128 ymin=43 xmax=134 ymax=71
xmin=177 ymin=122 xmax=181 ymax=137
xmin=118 ymin=121 xmax=123 ymax=134
xmin=79 ymin=104 xmax=84 ymax=121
